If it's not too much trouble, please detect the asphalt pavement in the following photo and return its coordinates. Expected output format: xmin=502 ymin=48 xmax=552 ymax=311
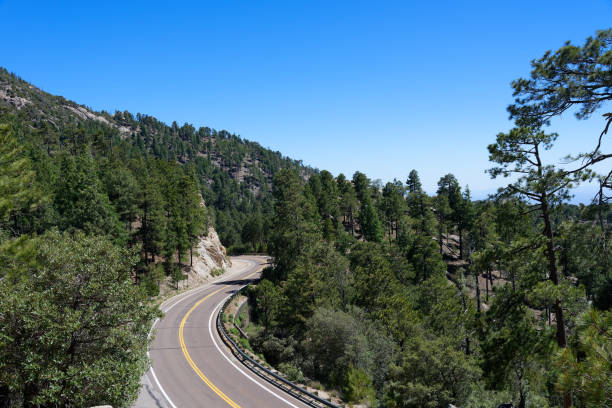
xmin=133 ymin=256 xmax=311 ymax=408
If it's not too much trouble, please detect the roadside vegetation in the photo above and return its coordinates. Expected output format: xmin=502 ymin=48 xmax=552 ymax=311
xmin=0 ymin=28 xmax=610 ymax=408
xmin=245 ymin=30 xmax=612 ymax=408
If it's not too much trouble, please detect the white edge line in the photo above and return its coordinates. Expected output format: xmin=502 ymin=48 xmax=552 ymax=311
xmin=147 ymin=356 xmax=179 ymax=408
xmin=144 ymin=258 xmax=259 ymax=408
xmin=161 ymin=259 xmax=256 ymax=313
xmin=146 ymin=317 xmax=178 ymax=408
xmin=209 ymin=292 xmax=301 ymax=408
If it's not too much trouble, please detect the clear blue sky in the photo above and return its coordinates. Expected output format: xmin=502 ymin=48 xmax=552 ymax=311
xmin=1 ymin=0 xmax=611 ymax=201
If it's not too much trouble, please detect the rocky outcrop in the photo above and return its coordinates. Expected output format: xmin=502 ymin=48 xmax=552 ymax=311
xmin=190 ymin=226 xmax=231 ymax=278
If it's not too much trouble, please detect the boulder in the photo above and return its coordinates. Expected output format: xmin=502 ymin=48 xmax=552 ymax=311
xmin=190 ymin=226 xmax=231 ymax=278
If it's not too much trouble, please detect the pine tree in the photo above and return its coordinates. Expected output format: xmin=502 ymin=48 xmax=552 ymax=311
xmin=54 ymin=151 xmax=123 ymax=239
xmin=269 ymin=169 xmax=319 ymax=281
xmin=0 ymin=124 xmax=41 ymax=223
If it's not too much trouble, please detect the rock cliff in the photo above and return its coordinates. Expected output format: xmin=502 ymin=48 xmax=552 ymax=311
xmin=191 ymin=226 xmax=232 ymax=277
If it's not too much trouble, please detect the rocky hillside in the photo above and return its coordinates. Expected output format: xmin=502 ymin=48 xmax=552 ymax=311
xmin=191 ymin=226 xmax=232 ymax=277
xmin=0 ymin=67 xmax=315 ymax=248
xmin=0 ymin=67 xmax=313 ymax=190
xmin=168 ymin=226 xmax=233 ymax=292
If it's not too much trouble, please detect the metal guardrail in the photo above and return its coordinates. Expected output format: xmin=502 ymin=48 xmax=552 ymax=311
xmin=217 ymin=286 xmax=342 ymax=408
xmin=233 ymin=300 xmax=250 ymax=339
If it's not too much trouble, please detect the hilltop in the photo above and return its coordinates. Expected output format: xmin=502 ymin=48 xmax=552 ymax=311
xmin=0 ymin=67 xmax=315 ymax=249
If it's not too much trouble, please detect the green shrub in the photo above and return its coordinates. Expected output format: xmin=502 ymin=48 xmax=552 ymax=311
xmin=170 ymin=264 xmax=184 ymax=288
xmin=141 ymin=263 xmax=165 ymax=296
xmin=278 ymin=362 xmax=305 ymax=383
xmin=239 ymin=337 xmax=252 ymax=351
xmin=343 ymin=366 xmax=375 ymax=405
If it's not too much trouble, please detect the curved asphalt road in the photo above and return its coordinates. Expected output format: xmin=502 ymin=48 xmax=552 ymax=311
xmin=134 ymin=256 xmax=311 ymax=408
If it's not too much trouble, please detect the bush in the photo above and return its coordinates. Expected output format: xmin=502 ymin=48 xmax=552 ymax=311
xmin=343 ymin=366 xmax=375 ymax=405
xmin=211 ymin=267 xmax=224 ymax=277
xmin=170 ymin=264 xmax=185 ymax=288
xmin=141 ymin=263 xmax=165 ymax=296
xmin=228 ymin=244 xmax=251 ymax=255
xmin=0 ymin=231 xmax=158 ymax=406
xmin=278 ymin=362 xmax=305 ymax=383
xmin=239 ymin=337 xmax=253 ymax=352
xmin=141 ymin=273 xmax=159 ymax=296
xmin=230 ymin=327 xmax=240 ymax=337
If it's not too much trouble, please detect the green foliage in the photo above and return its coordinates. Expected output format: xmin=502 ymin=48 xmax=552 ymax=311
xmin=384 ymin=335 xmax=480 ymax=408
xmin=343 ymin=366 xmax=375 ymax=405
xmin=211 ymin=267 xmax=224 ymax=277
xmin=461 ymin=383 xmax=515 ymax=408
xmin=509 ymin=28 xmax=612 ymax=123
xmin=54 ymin=151 xmax=124 ymax=240
xmin=0 ymin=124 xmax=43 ymax=224
xmin=359 ymin=197 xmax=383 ymax=242
xmin=278 ymin=362 xmax=305 ymax=383
xmin=141 ymin=263 xmax=165 ymax=296
xmin=2 ymin=29 xmax=611 ymax=407
xmin=0 ymin=230 xmax=158 ymax=407
xmin=304 ymin=307 xmax=395 ymax=390
xmin=0 ymin=66 xmax=316 ymax=254
xmin=269 ymin=169 xmax=319 ymax=281
xmin=555 ymin=309 xmax=612 ymax=407
xmin=398 ymin=228 xmax=446 ymax=284
xmin=253 ymin=279 xmax=284 ymax=328
xmin=480 ymin=286 xmax=555 ymax=407
xmin=170 ymin=264 xmax=185 ymax=289
xmin=238 ymin=337 xmax=252 ymax=352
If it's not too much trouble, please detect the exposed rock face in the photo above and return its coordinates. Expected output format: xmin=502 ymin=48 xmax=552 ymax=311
xmin=190 ymin=226 xmax=231 ymax=278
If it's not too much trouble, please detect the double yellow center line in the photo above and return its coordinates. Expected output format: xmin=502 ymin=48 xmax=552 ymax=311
xmin=178 ymin=271 xmax=258 ymax=407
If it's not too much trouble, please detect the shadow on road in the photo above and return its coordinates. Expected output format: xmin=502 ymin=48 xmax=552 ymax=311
xmin=213 ymin=278 xmax=260 ymax=286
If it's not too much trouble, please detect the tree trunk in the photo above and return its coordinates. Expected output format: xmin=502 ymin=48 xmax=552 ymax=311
xmin=485 ymin=269 xmax=489 ymax=302
xmin=541 ymin=197 xmax=567 ymax=348
xmin=475 ymin=273 xmax=481 ymax=313
xmin=143 ymin=205 xmax=149 ymax=266
xmin=518 ymin=393 xmax=526 ymax=408
xmin=459 ymin=228 xmax=463 ymax=259
xmin=541 ymin=196 xmax=571 ymax=408
xmin=460 ymin=290 xmax=470 ymax=355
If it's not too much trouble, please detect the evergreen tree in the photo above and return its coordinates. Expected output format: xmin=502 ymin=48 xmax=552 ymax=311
xmin=380 ymin=180 xmax=406 ymax=239
xmin=0 ymin=124 xmax=41 ymax=223
xmin=54 ymin=151 xmax=123 ymax=240
xmin=508 ymin=28 xmax=612 ymax=231
xmin=359 ymin=197 xmax=383 ymax=243
xmin=269 ymin=169 xmax=319 ymax=281
xmin=406 ymin=169 xmax=422 ymax=194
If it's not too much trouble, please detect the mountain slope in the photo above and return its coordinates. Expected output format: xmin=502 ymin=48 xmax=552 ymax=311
xmin=0 ymin=67 xmax=315 ymax=248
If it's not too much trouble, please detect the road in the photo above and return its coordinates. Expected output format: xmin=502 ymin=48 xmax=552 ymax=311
xmin=133 ymin=255 xmax=311 ymax=408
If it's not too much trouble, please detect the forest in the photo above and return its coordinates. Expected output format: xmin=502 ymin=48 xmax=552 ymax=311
xmin=0 ymin=53 xmax=313 ymax=405
xmin=0 ymin=64 xmax=314 ymax=254
xmin=0 ymin=28 xmax=610 ymax=408
xmin=241 ymin=30 xmax=612 ymax=408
